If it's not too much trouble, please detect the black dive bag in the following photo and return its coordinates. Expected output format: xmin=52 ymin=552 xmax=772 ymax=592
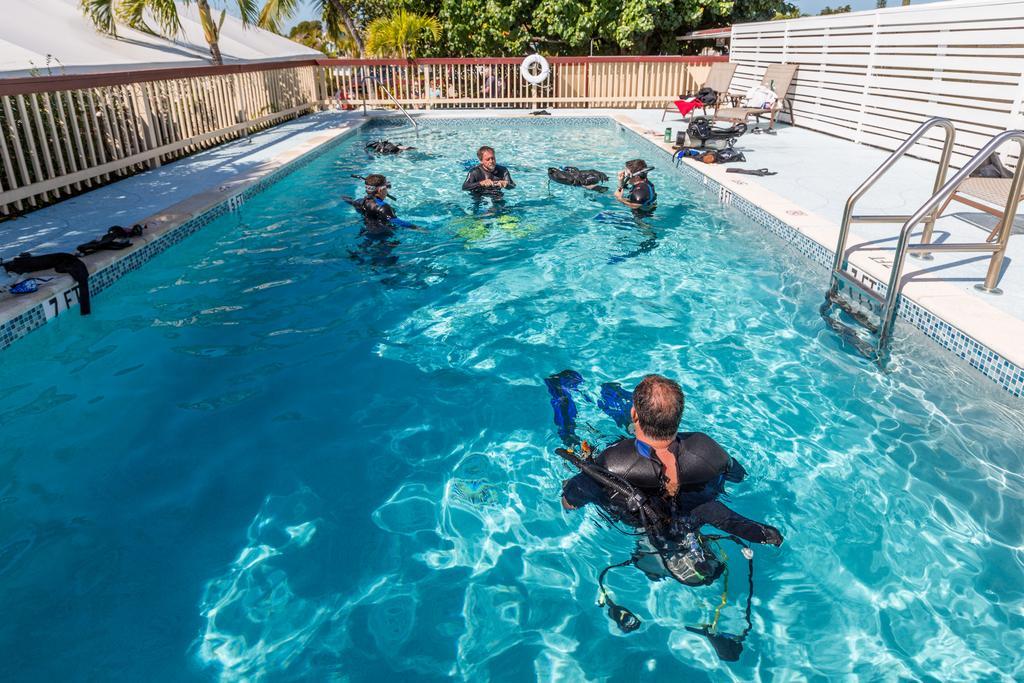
xmin=687 ymin=117 xmax=747 ymax=147
xmin=547 ymin=167 xmax=609 ymax=187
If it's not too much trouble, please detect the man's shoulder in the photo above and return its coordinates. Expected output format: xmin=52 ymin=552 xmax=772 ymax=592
xmin=678 ymin=431 xmax=727 ymax=453
xmin=595 ymin=437 xmax=637 ymax=465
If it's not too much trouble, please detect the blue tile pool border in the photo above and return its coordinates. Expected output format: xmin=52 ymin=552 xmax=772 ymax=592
xmin=2 ymin=115 xmax=1022 ymax=398
xmin=617 ymin=122 xmax=1024 ymax=398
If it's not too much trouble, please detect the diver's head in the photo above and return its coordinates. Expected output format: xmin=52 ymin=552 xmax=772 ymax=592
xmin=364 ymin=173 xmax=390 ymax=199
xmin=624 ymin=159 xmax=651 ymax=184
xmin=477 ymin=146 xmax=497 ymax=172
xmin=631 ymin=374 xmax=684 ymax=443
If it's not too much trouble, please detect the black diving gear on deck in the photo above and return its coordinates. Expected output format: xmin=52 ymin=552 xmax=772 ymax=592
xmin=76 ymin=224 xmax=145 ymax=255
xmin=2 ymin=252 xmax=91 ymax=315
xmin=687 ymin=117 xmax=747 ymax=148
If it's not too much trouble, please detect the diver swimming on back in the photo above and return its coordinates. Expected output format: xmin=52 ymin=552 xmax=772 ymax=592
xmin=366 ymin=139 xmax=415 ymax=155
xmin=548 ymin=372 xmax=782 ymax=659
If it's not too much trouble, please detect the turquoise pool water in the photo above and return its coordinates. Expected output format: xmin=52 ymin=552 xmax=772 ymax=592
xmin=0 ymin=118 xmax=1021 ymax=681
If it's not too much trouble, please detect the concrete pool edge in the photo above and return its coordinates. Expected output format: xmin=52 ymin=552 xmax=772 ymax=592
xmin=608 ymin=115 xmax=1023 ymax=398
xmin=0 ymin=116 xmax=369 ymax=353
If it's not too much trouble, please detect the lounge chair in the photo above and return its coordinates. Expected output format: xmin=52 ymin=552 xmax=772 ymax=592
xmin=936 ymin=177 xmax=1024 ymax=242
xmin=661 ymin=62 xmax=738 ymax=122
xmin=714 ymin=63 xmax=798 ymax=131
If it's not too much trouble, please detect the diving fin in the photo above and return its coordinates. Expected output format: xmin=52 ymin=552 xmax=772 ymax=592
xmin=607 ymin=603 xmax=641 ymax=633
xmin=685 ymin=625 xmax=744 ymax=661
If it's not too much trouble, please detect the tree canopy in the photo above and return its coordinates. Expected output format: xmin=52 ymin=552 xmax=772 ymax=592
xmin=281 ymin=0 xmax=794 ymax=57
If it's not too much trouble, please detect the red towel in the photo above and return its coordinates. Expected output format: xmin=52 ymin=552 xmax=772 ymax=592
xmin=673 ymin=99 xmax=704 ymax=117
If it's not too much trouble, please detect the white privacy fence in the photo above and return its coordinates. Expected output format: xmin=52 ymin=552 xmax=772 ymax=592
xmin=729 ymin=0 xmax=1024 ymax=169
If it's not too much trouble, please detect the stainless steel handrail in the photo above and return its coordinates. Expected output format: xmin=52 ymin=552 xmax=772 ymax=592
xmin=830 ymin=117 xmax=956 ymax=280
xmin=360 ymin=75 xmax=419 ymax=138
xmin=875 ymin=130 xmax=1024 ymax=354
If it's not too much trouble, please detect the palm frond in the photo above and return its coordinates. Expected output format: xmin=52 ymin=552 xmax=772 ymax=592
xmin=115 ymin=0 xmax=156 ymax=35
xmin=80 ymin=0 xmax=118 ymax=36
xmin=145 ymin=0 xmax=183 ymax=36
xmin=366 ymin=10 xmax=442 ymax=59
xmin=258 ymin=0 xmax=303 ymax=34
xmin=235 ymin=0 xmax=261 ymax=26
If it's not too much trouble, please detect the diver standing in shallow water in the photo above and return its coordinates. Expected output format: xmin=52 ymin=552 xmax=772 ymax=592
xmin=343 ymin=173 xmax=419 ymax=267
xmin=462 ymin=146 xmax=515 ymax=197
xmin=554 ymin=373 xmax=781 ymax=546
xmin=614 ymin=159 xmax=657 ymax=213
xmin=548 ymin=372 xmax=781 ymax=658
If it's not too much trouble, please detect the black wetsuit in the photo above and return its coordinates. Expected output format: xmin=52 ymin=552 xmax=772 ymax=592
xmin=562 ymin=433 xmax=781 ymax=545
xmin=348 ymin=196 xmax=398 ymax=236
xmin=625 ymin=179 xmax=657 ymax=212
xmin=462 ymin=164 xmax=516 ymax=195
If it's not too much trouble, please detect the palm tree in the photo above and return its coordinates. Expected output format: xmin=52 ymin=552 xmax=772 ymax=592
xmin=79 ymin=0 xmax=260 ymax=66
xmin=365 ymin=10 xmax=441 ymax=60
xmin=258 ymin=0 xmax=365 ymax=57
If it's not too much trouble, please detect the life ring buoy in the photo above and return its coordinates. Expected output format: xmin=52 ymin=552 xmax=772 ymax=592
xmin=520 ymin=54 xmax=550 ymax=86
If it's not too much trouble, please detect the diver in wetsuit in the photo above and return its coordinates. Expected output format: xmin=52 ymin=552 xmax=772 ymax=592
xmin=549 ymin=372 xmax=781 ymax=655
xmin=551 ymin=372 xmax=782 ymax=546
xmin=345 ymin=174 xmax=396 ymax=232
xmin=462 ymin=146 xmax=515 ymax=197
xmin=613 ymin=159 xmax=657 ymax=213
xmin=343 ymin=174 xmax=417 ymax=266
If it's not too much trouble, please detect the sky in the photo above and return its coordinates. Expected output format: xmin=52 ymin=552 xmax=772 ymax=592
xmin=279 ymin=0 xmax=947 ymax=36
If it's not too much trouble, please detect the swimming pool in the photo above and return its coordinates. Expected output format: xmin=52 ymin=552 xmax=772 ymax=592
xmin=0 ymin=117 xmax=1021 ymax=681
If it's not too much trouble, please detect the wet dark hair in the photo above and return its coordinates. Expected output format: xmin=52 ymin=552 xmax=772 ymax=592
xmin=625 ymin=159 xmax=648 ymax=180
xmin=633 ymin=374 xmax=684 ymax=440
xmin=477 ymin=146 xmax=495 ymax=160
xmin=365 ymin=173 xmax=387 ymax=191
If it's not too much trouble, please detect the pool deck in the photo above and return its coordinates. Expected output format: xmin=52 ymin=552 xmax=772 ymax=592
xmin=1 ymin=106 xmax=1022 ymax=395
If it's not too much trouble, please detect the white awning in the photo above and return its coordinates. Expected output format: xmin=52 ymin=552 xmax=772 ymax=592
xmin=0 ymin=0 xmax=323 ymax=78
xmin=676 ymin=27 xmax=732 ymax=41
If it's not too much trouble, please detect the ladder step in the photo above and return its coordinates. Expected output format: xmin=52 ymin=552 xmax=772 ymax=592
xmin=832 ymin=269 xmax=884 ymax=303
xmin=825 ymin=292 xmax=880 ymax=334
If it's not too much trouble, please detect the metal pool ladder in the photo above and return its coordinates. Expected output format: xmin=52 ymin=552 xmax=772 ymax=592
xmin=822 ymin=117 xmax=1024 ymax=362
xmin=360 ymin=75 xmax=419 ymax=139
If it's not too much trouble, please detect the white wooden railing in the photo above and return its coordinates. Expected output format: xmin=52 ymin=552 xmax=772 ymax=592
xmin=729 ymin=0 xmax=1024 ymax=168
xmin=317 ymin=57 xmax=716 ymax=110
xmin=0 ymin=56 xmax=719 ymax=216
xmin=0 ymin=62 xmax=320 ymax=216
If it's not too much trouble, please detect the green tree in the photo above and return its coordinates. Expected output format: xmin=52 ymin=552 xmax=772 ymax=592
xmin=819 ymin=4 xmax=852 ymax=14
xmin=287 ymin=19 xmax=355 ymax=55
xmin=260 ymin=0 xmax=384 ymax=56
xmin=80 ymin=0 xmax=260 ymax=65
xmin=437 ymin=0 xmax=534 ymax=57
xmin=876 ymin=0 xmax=887 ymax=8
xmin=366 ymin=9 xmax=441 ymax=59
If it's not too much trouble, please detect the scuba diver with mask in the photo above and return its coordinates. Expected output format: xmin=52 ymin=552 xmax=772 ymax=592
xmin=613 ymin=159 xmax=657 ymax=213
xmin=548 ymin=371 xmax=782 ymax=660
xmin=342 ymin=174 xmax=421 ymax=266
